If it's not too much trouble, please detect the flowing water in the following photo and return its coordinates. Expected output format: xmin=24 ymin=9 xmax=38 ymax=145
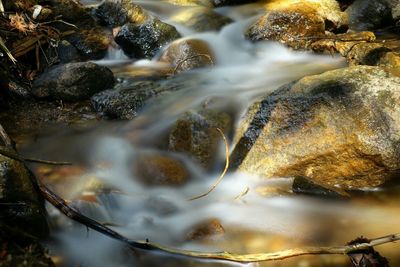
xmin=18 ymin=2 xmax=400 ymax=267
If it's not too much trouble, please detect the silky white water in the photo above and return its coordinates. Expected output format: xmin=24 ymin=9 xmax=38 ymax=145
xmin=21 ymin=1 xmax=400 ymax=267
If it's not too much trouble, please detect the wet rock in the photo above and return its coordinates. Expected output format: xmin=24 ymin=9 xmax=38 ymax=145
xmin=32 ymin=62 xmax=115 ymax=101
xmin=94 ymin=0 xmax=148 ymax=27
xmin=346 ymin=0 xmax=394 ymax=30
xmin=50 ymin=0 xmax=111 ymax=59
xmin=169 ymin=109 xmax=232 ymax=169
xmin=7 ymin=81 xmax=32 ymax=100
xmin=379 ymin=52 xmax=400 ymax=77
xmin=0 ymin=152 xmax=48 ymax=239
xmin=56 ymin=40 xmax=82 ymax=63
xmin=50 ymin=0 xmax=95 ymax=29
xmin=134 ymin=154 xmax=190 ymax=186
xmin=159 ymin=38 xmax=215 ymax=74
xmin=231 ymin=66 xmax=400 ymax=190
xmin=64 ymin=28 xmax=111 ymax=60
xmin=311 ymin=31 xmax=394 ymax=66
xmin=115 ymin=18 xmax=181 ymax=59
xmin=171 ymin=7 xmax=233 ymax=32
xmin=292 ymin=176 xmax=347 ymax=199
xmin=246 ymin=0 xmax=348 ymax=49
xmin=246 ymin=5 xmax=325 ymax=49
xmin=185 ymin=218 xmax=225 ymax=241
xmin=91 ymin=80 xmax=182 ymax=119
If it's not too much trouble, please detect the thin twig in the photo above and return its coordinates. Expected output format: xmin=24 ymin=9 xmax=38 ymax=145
xmin=173 ymin=54 xmax=214 ymax=74
xmin=0 ymin=145 xmax=71 ymax=165
xmin=39 ymin=20 xmax=78 ymax=29
xmin=234 ymin=186 xmax=250 ymax=200
xmin=189 ymin=128 xmax=229 ymax=201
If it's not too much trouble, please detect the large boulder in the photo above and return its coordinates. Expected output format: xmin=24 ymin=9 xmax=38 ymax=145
xmin=159 ymin=38 xmax=215 ymax=74
xmin=32 ymin=62 xmax=115 ymax=101
xmin=246 ymin=0 xmax=348 ymax=49
xmin=115 ymin=17 xmax=181 ymax=59
xmin=170 ymin=7 xmax=233 ymax=32
xmin=231 ymin=66 xmax=400 ymax=189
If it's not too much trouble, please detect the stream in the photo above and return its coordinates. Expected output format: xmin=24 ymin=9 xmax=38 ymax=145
xmin=14 ymin=1 xmax=400 ymax=267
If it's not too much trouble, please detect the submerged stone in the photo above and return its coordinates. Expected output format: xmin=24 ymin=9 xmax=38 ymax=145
xmin=169 ymin=109 xmax=232 ymax=169
xmin=232 ymin=66 xmax=400 ymax=190
xmin=133 ymin=154 xmax=190 ymax=186
xmin=171 ymin=7 xmax=233 ymax=32
xmin=292 ymin=176 xmax=347 ymax=199
xmin=91 ymin=80 xmax=183 ymax=120
xmin=185 ymin=218 xmax=225 ymax=241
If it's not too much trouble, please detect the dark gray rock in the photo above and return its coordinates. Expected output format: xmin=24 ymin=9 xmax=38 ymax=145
xmin=91 ymin=80 xmax=182 ymax=119
xmin=346 ymin=0 xmax=394 ymax=30
xmin=56 ymin=40 xmax=82 ymax=63
xmin=32 ymin=62 xmax=115 ymax=101
xmin=115 ymin=18 xmax=181 ymax=59
xmin=50 ymin=0 xmax=111 ymax=60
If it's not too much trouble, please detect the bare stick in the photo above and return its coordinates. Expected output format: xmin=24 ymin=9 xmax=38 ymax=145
xmin=35 ymin=170 xmax=400 ymax=263
xmin=189 ymin=128 xmax=229 ymax=201
xmin=234 ymin=186 xmax=250 ymax=200
xmin=1 ymin=124 xmax=399 ymax=264
xmin=0 ymin=145 xmax=71 ymax=165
